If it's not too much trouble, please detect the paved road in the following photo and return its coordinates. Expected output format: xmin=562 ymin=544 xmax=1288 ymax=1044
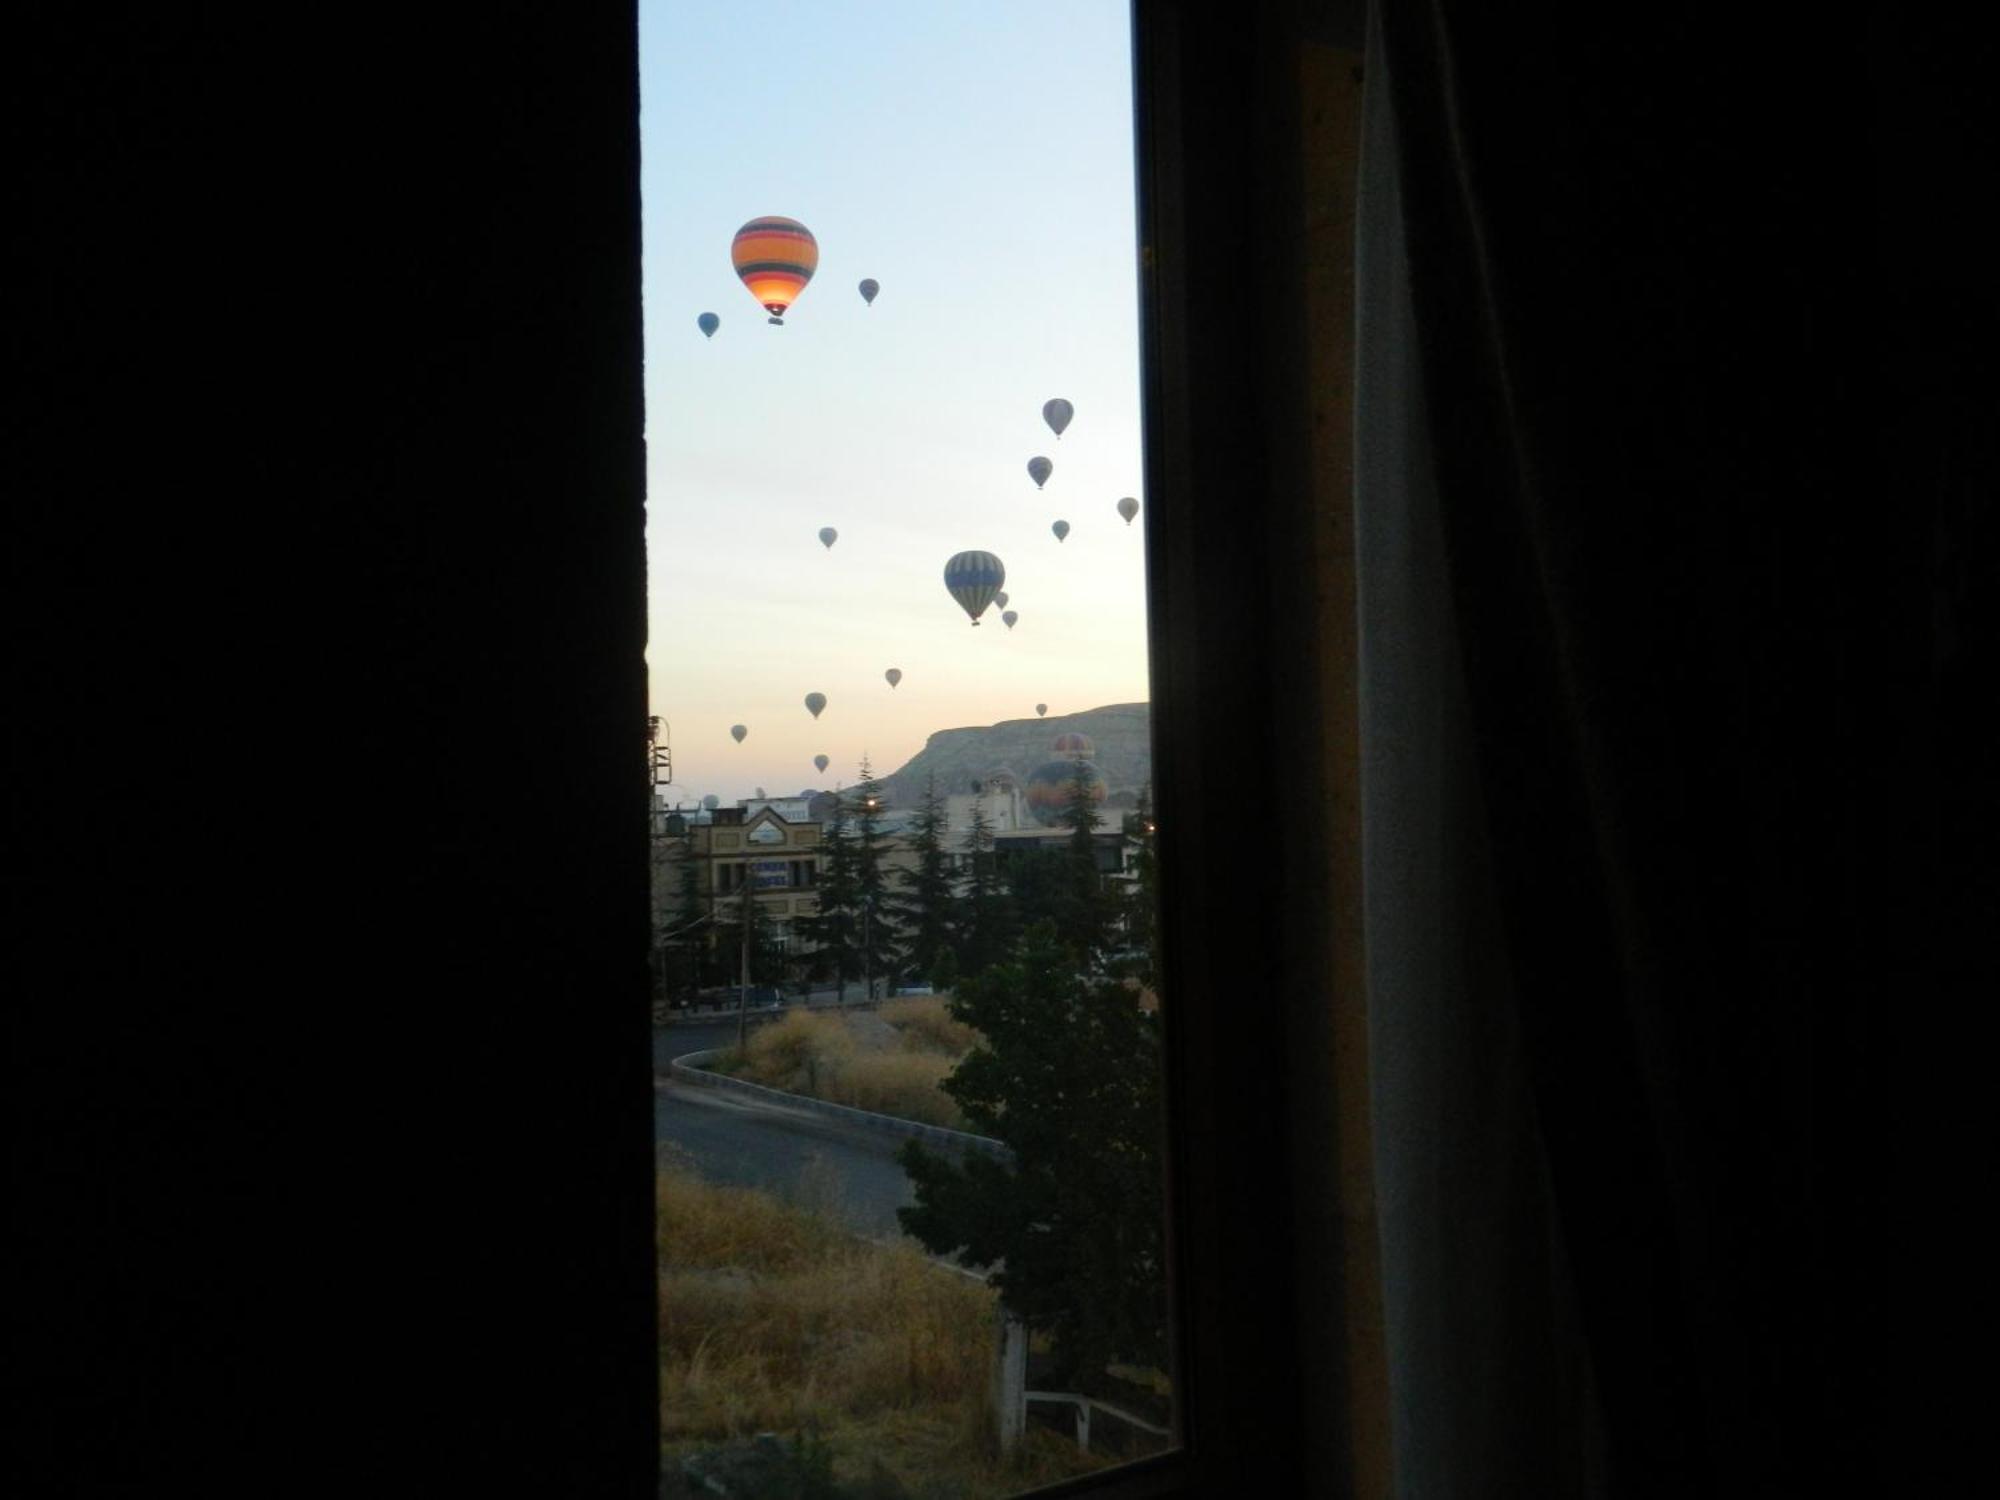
xmin=653 ymin=1020 xmax=934 ymax=1244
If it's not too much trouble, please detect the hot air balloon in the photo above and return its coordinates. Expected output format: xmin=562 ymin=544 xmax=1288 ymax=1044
xmin=1042 ymin=398 xmax=1074 ymax=438
xmin=994 ymin=590 xmax=1009 ymax=609
xmin=1053 ymin=732 xmax=1096 ymax=757
xmin=858 ymin=278 xmax=879 ymax=305
xmin=702 ymin=794 xmax=721 ymax=810
xmin=884 ymin=668 xmax=902 ymax=688
xmin=1036 ymin=704 xmax=1048 ymax=717
xmin=1002 ymin=610 xmax=1019 ymax=629
xmin=1028 ymin=456 xmax=1052 ymax=489
xmin=819 ymin=526 xmax=838 ymax=549
xmin=697 ymin=312 xmax=719 ymax=338
xmin=730 ymin=724 xmax=748 ymax=744
xmin=804 ymin=692 xmax=826 ymax=719
xmin=731 ymin=216 xmax=818 ymax=325
xmin=755 ymin=786 xmax=767 ymax=799
xmin=943 ymin=550 xmax=1005 ymax=625
xmin=813 ymin=754 xmax=830 ymax=774
xmin=1117 ymin=496 xmax=1140 ymax=525
xmin=1025 ymin=759 xmax=1108 ymax=827
xmin=1052 ymin=520 xmax=1070 ymax=542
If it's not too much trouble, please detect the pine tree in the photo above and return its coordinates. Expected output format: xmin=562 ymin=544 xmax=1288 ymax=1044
xmin=898 ymin=923 xmax=1168 ymax=1391
xmin=716 ymin=864 xmax=783 ymax=987
xmin=1057 ymin=757 xmax=1109 ymax=963
xmin=802 ymin=790 xmax=860 ymax=1002
xmin=849 ymin=759 xmax=899 ymax=997
xmin=955 ymin=798 xmax=1011 ymax=979
xmin=1120 ymin=784 xmax=1160 ymax=990
xmin=888 ymin=772 xmax=955 ymax=985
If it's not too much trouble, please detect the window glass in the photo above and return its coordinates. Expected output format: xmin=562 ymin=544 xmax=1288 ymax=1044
xmin=644 ymin=4 xmax=1175 ymax=1493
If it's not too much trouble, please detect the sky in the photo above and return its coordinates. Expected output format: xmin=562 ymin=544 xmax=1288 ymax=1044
xmin=640 ymin=0 xmax=1151 ymax=806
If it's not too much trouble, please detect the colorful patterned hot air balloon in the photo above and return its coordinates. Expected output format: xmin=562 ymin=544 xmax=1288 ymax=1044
xmin=1117 ymin=496 xmax=1139 ymax=525
xmin=813 ymin=754 xmax=830 ymax=774
xmin=1036 ymin=704 xmax=1048 ymax=717
xmin=1042 ymin=398 xmax=1073 ymax=438
xmin=943 ymin=550 xmax=1005 ymax=625
xmin=1052 ymin=732 xmax=1095 ymax=757
xmin=1052 ymin=520 xmax=1070 ymax=542
xmin=731 ymin=217 xmax=818 ymax=324
xmin=804 ymin=692 xmax=827 ymax=719
xmin=884 ymin=668 xmax=902 ymax=688
xmin=858 ymin=278 xmax=879 ymax=305
xmin=1002 ymin=610 xmax=1018 ymax=629
xmin=730 ymin=724 xmax=748 ymax=744
xmin=1028 ymin=456 xmax=1052 ymax=489
xmin=819 ymin=527 xmax=838 ymax=549
xmin=697 ymin=312 xmax=719 ymax=338
xmin=1024 ymin=759 xmax=1107 ymax=827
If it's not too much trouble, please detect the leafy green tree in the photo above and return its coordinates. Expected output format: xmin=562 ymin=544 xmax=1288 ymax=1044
xmin=888 ymin=772 xmax=955 ymax=984
xmin=897 ymin=924 xmax=1168 ymax=1390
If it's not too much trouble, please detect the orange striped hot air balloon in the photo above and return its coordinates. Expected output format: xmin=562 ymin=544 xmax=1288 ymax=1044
xmin=731 ymin=216 xmax=819 ymax=324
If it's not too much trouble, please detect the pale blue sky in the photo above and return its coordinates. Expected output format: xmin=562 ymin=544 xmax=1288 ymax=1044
xmin=641 ymin=0 xmax=1150 ymax=804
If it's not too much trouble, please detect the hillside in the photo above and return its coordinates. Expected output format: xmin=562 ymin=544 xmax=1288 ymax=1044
xmin=876 ymin=702 xmax=1153 ymax=811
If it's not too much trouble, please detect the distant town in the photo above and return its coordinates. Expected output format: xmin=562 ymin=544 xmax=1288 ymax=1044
xmin=650 ymin=703 xmax=1155 ymax=1005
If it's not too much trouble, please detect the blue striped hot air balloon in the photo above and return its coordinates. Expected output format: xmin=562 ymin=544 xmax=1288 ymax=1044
xmin=943 ymin=550 xmax=1005 ymax=626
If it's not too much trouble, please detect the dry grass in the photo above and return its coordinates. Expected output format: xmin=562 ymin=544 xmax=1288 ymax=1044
xmin=877 ymin=995 xmax=981 ymax=1057
xmin=715 ymin=1008 xmax=971 ymax=1130
xmin=658 ymin=1167 xmax=1116 ymax=1497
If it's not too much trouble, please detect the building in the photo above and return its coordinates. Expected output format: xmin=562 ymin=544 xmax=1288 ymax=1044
xmin=652 ymin=803 xmax=821 ymax=991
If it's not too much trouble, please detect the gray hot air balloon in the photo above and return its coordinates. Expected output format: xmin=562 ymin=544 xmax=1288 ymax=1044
xmin=1117 ymin=496 xmax=1139 ymax=525
xmin=858 ymin=278 xmax=879 ymax=305
xmin=994 ymin=590 xmax=1009 ymax=609
xmin=818 ymin=526 xmax=838 ymax=549
xmin=1028 ymin=456 xmax=1052 ymax=489
xmin=1036 ymin=704 xmax=1048 ymax=717
xmin=1042 ymin=398 xmax=1074 ymax=438
xmin=730 ymin=724 xmax=748 ymax=743
xmin=697 ymin=312 xmax=719 ymax=338
xmin=804 ymin=692 xmax=827 ymax=719
xmin=755 ymin=786 xmax=766 ymax=799
xmin=813 ymin=754 xmax=829 ymax=774
xmin=884 ymin=668 xmax=902 ymax=688
xmin=702 ymin=793 xmax=720 ymax=810
xmin=1052 ymin=520 xmax=1070 ymax=542
xmin=1002 ymin=610 xmax=1019 ymax=629
xmin=944 ymin=550 xmax=1005 ymax=625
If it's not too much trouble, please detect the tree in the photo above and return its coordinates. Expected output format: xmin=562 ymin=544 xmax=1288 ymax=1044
xmin=715 ymin=865 xmax=783 ymax=988
xmin=661 ymin=817 xmax=707 ymax=1002
xmin=1119 ymin=784 xmax=1160 ymax=989
xmin=954 ymin=799 xmax=1011 ymax=979
xmin=1056 ymin=758 xmax=1111 ymax=962
xmin=849 ymin=759 xmax=899 ymax=997
xmin=888 ymin=772 xmax=955 ymax=985
xmin=801 ymin=791 xmax=860 ymax=1002
xmin=897 ymin=924 xmax=1168 ymax=1391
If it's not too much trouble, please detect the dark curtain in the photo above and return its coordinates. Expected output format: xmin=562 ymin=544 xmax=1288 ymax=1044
xmin=1355 ymin=3 xmax=1976 ymax=1495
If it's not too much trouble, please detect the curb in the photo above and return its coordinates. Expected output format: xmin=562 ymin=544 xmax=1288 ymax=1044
xmin=667 ymin=1048 xmax=1013 ymax=1162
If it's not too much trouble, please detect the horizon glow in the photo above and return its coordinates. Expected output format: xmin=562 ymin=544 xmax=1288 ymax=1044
xmin=640 ymin=0 xmax=1151 ymax=806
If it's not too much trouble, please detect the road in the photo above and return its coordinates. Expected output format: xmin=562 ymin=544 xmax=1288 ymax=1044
xmin=653 ymin=1017 xmax=934 ymax=1244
